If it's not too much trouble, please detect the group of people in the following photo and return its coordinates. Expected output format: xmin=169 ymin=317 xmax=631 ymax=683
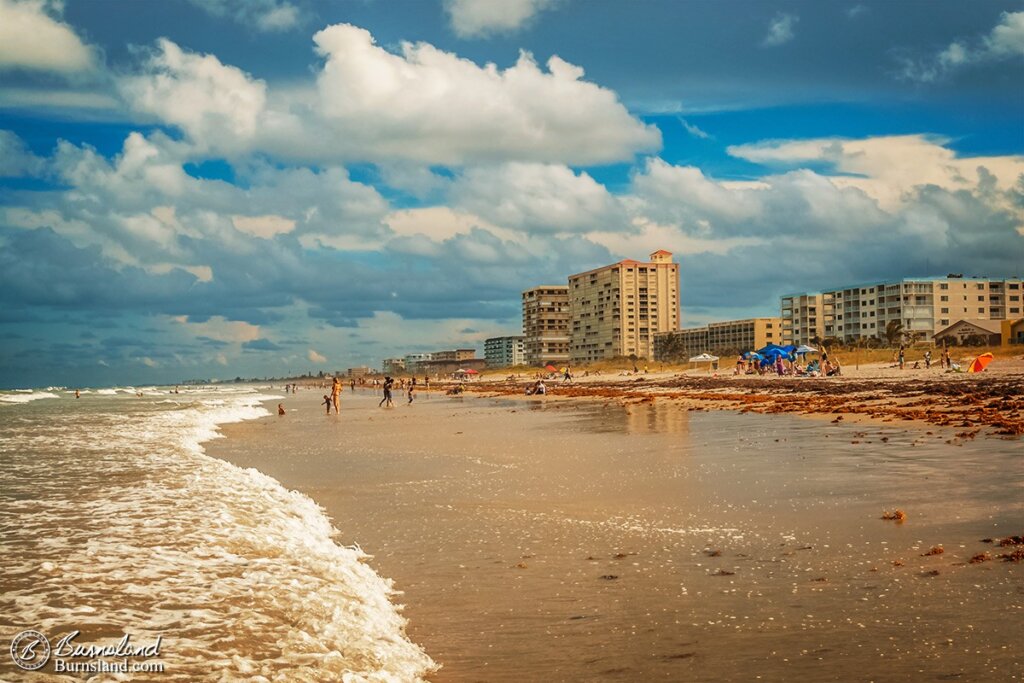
xmin=736 ymin=352 xmax=842 ymax=377
xmin=895 ymin=346 xmax=952 ymax=370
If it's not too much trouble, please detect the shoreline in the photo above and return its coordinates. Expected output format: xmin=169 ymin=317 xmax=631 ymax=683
xmin=207 ymin=387 xmax=1022 ymax=681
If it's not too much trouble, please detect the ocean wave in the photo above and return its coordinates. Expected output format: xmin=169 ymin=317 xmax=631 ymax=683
xmin=1 ymin=389 xmax=435 ymax=680
xmin=0 ymin=390 xmax=60 ymax=404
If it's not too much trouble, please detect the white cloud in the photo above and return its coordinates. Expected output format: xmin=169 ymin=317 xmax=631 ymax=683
xmin=119 ymin=39 xmax=268 ymax=155
xmin=186 ymin=0 xmax=301 ymax=32
xmin=677 ymin=117 xmax=710 ymax=140
xmin=232 ymin=214 xmax=297 ymax=239
xmin=0 ymin=0 xmax=96 ymax=73
xmin=445 ymin=0 xmax=554 ymax=38
xmin=173 ymin=316 xmax=262 ymax=343
xmin=307 ymin=348 xmax=326 ymax=363
xmin=899 ymin=11 xmax=1024 ymax=82
xmin=119 ymin=27 xmax=659 ymax=165
xmin=450 ymin=163 xmax=625 ymax=233
xmin=762 ymin=13 xmax=797 ymax=47
xmin=0 ymin=130 xmax=45 ymax=177
xmin=726 ymin=134 xmax=1024 ymax=212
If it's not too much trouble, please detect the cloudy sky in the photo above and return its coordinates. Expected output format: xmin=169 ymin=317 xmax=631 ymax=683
xmin=1 ymin=0 xmax=1022 ymax=387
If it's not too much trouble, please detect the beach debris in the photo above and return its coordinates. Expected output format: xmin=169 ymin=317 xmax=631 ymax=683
xmin=922 ymin=545 xmax=945 ymax=556
xmin=813 ymin=576 xmax=828 ymax=582
xmin=515 ymin=562 xmax=528 ymax=569
xmin=585 ymin=556 xmax=598 ymax=561
xmin=703 ymin=549 xmax=722 ymax=557
xmin=613 ymin=552 xmax=634 ymax=559
xmin=968 ymin=553 xmax=991 ymax=564
xmin=997 ymin=535 xmax=1024 ymax=547
xmin=1000 ymin=548 xmax=1024 ymax=562
xmin=922 ymin=569 xmax=941 ymax=577
xmin=892 ymin=560 xmax=904 ymax=567
xmin=599 ymin=574 xmax=619 ymax=580
xmin=881 ymin=509 xmax=907 ymax=522
xmin=712 ymin=569 xmax=735 ymax=576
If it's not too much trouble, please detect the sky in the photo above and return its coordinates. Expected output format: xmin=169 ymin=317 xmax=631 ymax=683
xmin=1 ymin=0 xmax=1022 ymax=388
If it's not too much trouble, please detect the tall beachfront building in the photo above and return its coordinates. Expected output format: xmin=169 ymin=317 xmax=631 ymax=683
xmin=781 ymin=276 xmax=1023 ymax=345
xmin=522 ymin=286 xmax=570 ymax=366
xmin=484 ymin=336 xmax=525 ymax=367
xmin=568 ymin=250 xmax=680 ymax=363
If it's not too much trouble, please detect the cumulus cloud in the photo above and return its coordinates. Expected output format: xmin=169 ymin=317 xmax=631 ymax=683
xmin=762 ymin=13 xmax=797 ymax=47
xmin=450 ymin=163 xmax=626 ymax=233
xmin=0 ymin=0 xmax=96 ymax=73
xmin=307 ymin=348 xmax=326 ymax=363
xmin=119 ymin=39 xmax=268 ymax=155
xmin=445 ymin=0 xmax=555 ymax=38
xmin=898 ymin=10 xmax=1024 ymax=82
xmin=118 ymin=27 xmax=659 ymax=165
xmin=726 ymin=134 xmax=1024 ymax=212
xmin=0 ymin=130 xmax=45 ymax=177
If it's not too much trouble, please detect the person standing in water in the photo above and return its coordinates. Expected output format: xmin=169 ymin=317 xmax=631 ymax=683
xmin=322 ymin=395 xmax=332 ymax=414
xmin=407 ymin=382 xmax=415 ymax=404
xmin=331 ymin=377 xmax=342 ymax=414
xmin=278 ymin=403 xmax=286 ymax=416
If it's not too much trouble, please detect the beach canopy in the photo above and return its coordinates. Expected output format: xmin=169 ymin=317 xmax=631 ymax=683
xmin=967 ymin=352 xmax=994 ymax=373
xmin=689 ymin=353 xmax=719 ymax=362
xmin=545 ymin=364 xmax=558 ymax=372
xmin=465 ymin=368 xmax=479 ymax=374
xmin=795 ymin=345 xmax=818 ymax=355
xmin=742 ymin=351 xmax=763 ymax=360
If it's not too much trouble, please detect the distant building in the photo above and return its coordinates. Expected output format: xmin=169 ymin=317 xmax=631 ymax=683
xmin=432 ymin=349 xmax=477 ymax=361
xmin=654 ymin=318 xmax=782 ymax=361
xmin=781 ymin=276 xmax=1023 ymax=345
xmin=522 ymin=286 xmax=570 ymax=366
xmin=346 ymin=366 xmax=373 ymax=378
xmin=568 ymin=250 xmax=680 ymax=363
xmin=484 ymin=336 xmax=525 ymax=367
xmin=403 ymin=353 xmax=433 ymax=372
xmin=933 ymin=319 xmax=1002 ymax=346
xmin=417 ymin=358 xmax=487 ymax=376
xmin=382 ymin=358 xmax=406 ymax=374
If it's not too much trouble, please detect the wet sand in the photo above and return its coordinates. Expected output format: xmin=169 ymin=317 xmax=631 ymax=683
xmin=210 ymin=388 xmax=1022 ymax=682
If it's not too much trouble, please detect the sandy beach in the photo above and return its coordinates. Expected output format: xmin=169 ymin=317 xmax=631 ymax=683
xmin=209 ymin=383 xmax=1023 ymax=682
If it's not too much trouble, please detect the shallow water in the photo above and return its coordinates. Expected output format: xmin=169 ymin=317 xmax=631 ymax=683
xmin=0 ymin=387 xmax=435 ymax=681
xmin=211 ymin=389 xmax=1023 ymax=682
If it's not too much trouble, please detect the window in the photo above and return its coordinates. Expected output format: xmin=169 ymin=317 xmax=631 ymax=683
xmin=940 ymin=295 xmax=948 ymax=302
xmin=978 ymin=308 xmax=985 ymax=314
xmin=978 ymin=296 xmax=985 ymax=302
xmin=939 ymin=283 xmax=949 ymax=290
xmin=941 ymin=308 xmax=949 ymax=314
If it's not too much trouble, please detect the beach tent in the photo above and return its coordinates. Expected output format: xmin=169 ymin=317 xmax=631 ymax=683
xmin=967 ymin=352 xmax=994 ymax=373
xmin=689 ymin=353 xmax=719 ymax=372
xmin=465 ymin=368 xmax=479 ymax=375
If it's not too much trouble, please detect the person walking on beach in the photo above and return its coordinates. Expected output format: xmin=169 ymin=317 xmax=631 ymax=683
xmin=331 ymin=377 xmax=342 ymax=414
xmin=379 ymin=376 xmax=395 ymax=408
xmin=563 ymin=366 xmax=573 ymax=383
xmin=407 ymin=382 xmax=415 ymax=404
xmin=322 ymin=395 xmax=332 ymax=414
xmin=924 ymin=350 xmax=932 ymax=369
xmin=898 ymin=345 xmax=906 ymax=370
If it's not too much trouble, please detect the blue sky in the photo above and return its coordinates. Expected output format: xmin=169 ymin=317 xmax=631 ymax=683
xmin=1 ymin=0 xmax=1022 ymax=387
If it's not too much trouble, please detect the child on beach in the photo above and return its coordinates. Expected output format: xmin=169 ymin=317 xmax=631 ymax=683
xmin=278 ymin=403 xmax=285 ymax=416
xmin=322 ymin=395 xmax=332 ymax=414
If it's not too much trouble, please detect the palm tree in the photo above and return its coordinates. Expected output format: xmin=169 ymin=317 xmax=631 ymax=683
xmin=884 ymin=320 xmax=904 ymax=347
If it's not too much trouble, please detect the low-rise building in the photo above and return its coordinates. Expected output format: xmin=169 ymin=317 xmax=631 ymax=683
xmin=654 ymin=318 xmax=782 ymax=361
xmin=933 ymin=319 xmax=1002 ymax=346
xmin=1002 ymin=318 xmax=1024 ymax=345
xmin=346 ymin=366 xmax=373 ymax=378
xmin=382 ymin=358 xmax=406 ymax=374
xmin=432 ymin=349 xmax=477 ymax=361
xmin=403 ymin=353 xmax=433 ymax=372
xmin=484 ymin=336 xmax=525 ymax=367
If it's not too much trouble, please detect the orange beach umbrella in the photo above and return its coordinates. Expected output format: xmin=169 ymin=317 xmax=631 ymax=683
xmin=545 ymin=364 xmax=558 ymax=372
xmin=967 ymin=352 xmax=994 ymax=373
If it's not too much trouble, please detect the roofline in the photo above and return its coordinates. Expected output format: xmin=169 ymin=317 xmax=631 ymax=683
xmin=780 ymin=275 xmax=1022 ymax=300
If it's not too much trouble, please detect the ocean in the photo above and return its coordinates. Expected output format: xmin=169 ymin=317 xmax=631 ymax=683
xmin=0 ymin=386 xmax=435 ymax=681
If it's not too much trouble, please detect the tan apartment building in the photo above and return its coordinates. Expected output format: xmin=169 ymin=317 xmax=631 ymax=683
xmin=432 ymin=349 xmax=477 ymax=361
xmin=781 ymin=276 xmax=1023 ymax=345
xmin=568 ymin=250 xmax=680 ymax=363
xmin=654 ymin=317 xmax=782 ymax=361
xmin=522 ymin=286 xmax=570 ymax=366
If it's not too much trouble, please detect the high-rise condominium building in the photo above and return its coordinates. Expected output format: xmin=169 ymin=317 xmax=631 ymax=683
xmin=522 ymin=286 xmax=570 ymax=366
xmin=484 ymin=336 xmax=525 ymax=367
xmin=568 ymin=250 xmax=680 ymax=363
xmin=781 ymin=275 xmax=1023 ymax=345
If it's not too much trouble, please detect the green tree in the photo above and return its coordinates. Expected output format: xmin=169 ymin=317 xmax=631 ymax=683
xmin=884 ymin=320 xmax=904 ymax=347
